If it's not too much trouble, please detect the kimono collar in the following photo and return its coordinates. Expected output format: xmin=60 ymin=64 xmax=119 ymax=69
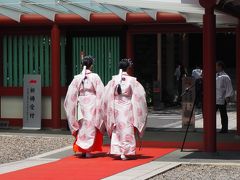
xmin=85 ymin=69 xmax=92 ymax=74
xmin=122 ymin=72 xmax=129 ymax=76
xmin=81 ymin=66 xmax=91 ymax=78
xmin=217 ymin=71 xmax=225 ymax=77
xmin=117 ymin=69 xmax=123 ymax=84
xmin=81 ymin=66 xmax=86 ymax=77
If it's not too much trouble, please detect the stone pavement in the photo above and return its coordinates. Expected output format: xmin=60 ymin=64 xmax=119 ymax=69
xmin=0 ymin=130 xmax=181 ymax=179
xmin=147 ymin=107 xmax=237 ymax=130
xmin=0 ymin=106 xmax=239 ymax=179
xmin=102 ymin=161 xmax=181 ymax=180
xmin=0 ymin=130 xmax=239 ymax=179
xmin=1 ymin=131 xmax=239 ymax=179
xmin=0 ymin=142 xmax=181 ymax=179
xmin=157 ymin=150 xmax=240 ymax=164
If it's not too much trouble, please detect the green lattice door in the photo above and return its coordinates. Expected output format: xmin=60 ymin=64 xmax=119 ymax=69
xmin=72 ymin=36 xmax=120 ymax=84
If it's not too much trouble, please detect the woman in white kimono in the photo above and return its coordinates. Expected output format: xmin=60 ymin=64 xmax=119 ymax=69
xmin=103 ymin=59 xmax=148 ymax=160
xmin=64 ymin=56 xmax=104 ymax=158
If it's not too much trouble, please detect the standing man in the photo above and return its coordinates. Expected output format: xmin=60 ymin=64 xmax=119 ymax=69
xmin=216 ymin=61 xmax=234 ymax=133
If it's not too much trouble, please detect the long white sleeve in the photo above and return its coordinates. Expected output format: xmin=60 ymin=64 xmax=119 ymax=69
xmin=216 ymin=71 xmax=233 ymax=105
xmin=224 ymin=76 xmax=234 ymax=98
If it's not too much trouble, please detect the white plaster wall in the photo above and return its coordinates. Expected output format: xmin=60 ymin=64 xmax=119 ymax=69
xmin=1 ymin=97 xmax=23 ymax=118
xmin=1 ymin=96 xmax=67 ymax=120
xmin=1 ymin=96 xmax=52 ymax=119
xmin=42 ymin=97 xmax=51 ymax=119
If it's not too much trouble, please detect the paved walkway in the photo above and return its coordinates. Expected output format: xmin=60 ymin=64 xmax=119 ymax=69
xmin=0 ymin=106 xmax=239 ymax=179
xmin=157 ymin=150 xmax=240 ymax=164
xmin=147 ymin=107 xmax=236 ymax=130
xmin=103 ymin=161 xmax=180 ymax=180
xmin=0 ymin=146 xmax=71 ymax=174
xmin=0 ymin=144 xmax=180 ymax=179
xmin=0 ymin=130 xmax=239 ymax=179
xmin=1 ymin=140 xmax=240 ymax=179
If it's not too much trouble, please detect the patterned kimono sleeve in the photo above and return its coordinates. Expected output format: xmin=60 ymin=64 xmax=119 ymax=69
xmin=92 ymin=74 xmax=105 ymax=132
xmin=64 ymin=78 xmax=80 ymax=134
xmin=131 ymin=79 xmax=148 ymax=138
xmin=102 ymin=79 xmax=115 ymax=137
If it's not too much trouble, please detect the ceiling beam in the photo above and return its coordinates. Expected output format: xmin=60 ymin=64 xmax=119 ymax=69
xmin=0 ymin=5 xmax=26 ymax=22
xmin=21 ymin=0 xmax=64 ymax=21
xmin=141 ymin=8 xmax=158 ymax=20
xmin=99 ymin=3 xmax=131 ymax=20
xmin=58 ymin=0 xmax=100 ymax=21
xmin=95 ymin=0 xmax=204 ymax=14
xmin=182 ymin=12 xmax=237 ymax=25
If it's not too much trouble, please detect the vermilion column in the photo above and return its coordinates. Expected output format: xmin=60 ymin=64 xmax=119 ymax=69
xmin=51 ymin=24 xmax=61 ymax=129
xmin=236 ymin=20 xmax=240 ymax=135
xmin=126 ymin=30 xmax=134 ymax=76
xmin=0 ymin=34 xmax=2 ymax=119
xmin=200 ymin=0 xmax=217 ymax=152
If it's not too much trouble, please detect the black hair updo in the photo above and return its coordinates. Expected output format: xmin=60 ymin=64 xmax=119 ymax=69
xmin=119 ymin=58 xmax=132 ymax=71
xmin=82 ymin=56 xmax=94 ymax=69
xmin=116 ymin=58 xmax=132 ymax=95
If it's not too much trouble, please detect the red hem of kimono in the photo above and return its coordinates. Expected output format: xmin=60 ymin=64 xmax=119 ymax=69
xmin=73 ymin=129 xmax=103 ymax=153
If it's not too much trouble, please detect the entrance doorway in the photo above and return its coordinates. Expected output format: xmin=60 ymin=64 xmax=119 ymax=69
xmin=133 ymin=34 xmax=157 ymax=106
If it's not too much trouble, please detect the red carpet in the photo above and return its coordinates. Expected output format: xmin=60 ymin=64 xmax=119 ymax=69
xmin=0 ymin=144 xmax=176 ymax=180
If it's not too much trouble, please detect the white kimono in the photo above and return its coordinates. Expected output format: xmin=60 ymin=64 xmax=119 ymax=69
xmin=64 ymin=69 xmax=104 ymax=152
xmin=103 ymin=72 xmax=148 ymax=155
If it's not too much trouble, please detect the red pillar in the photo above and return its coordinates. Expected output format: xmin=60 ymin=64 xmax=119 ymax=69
xmin=0 ymin=34 xmax=2 ymax=119
xmin=236 ymin=19 xmax=240 ymax=135
xmin=126 ymin=30 xmax=134 ymax=76
xmin=200 ymin=0 xmax=217 ymax=152
xmin=51 ymin=24 xmax=61 ymax=129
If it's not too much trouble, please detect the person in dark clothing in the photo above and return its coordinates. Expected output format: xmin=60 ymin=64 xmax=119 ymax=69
xmin=216 ymin=61 xmax=233 ymax=133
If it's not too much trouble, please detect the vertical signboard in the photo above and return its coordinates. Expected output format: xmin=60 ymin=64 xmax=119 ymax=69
xmin=182 ymin=77 xmax=195 ymax=129
xmin=23 ymin=75 xmax=41 ymax=130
